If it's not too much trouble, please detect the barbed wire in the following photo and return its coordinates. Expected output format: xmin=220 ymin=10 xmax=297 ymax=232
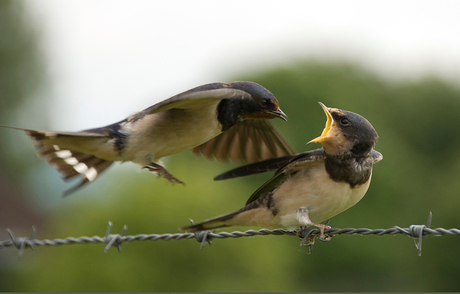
xmin=1 ymin=212 xmax=458 ymax=258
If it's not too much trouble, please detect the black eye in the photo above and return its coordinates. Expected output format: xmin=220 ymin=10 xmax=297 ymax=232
xmin=261 ymin=99 xmax=269 ymax=106
xmin=340 ymin=118 xmax=349 ymax=125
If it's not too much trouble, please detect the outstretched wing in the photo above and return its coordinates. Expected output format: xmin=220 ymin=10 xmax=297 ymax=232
xmin=193 ymin=120 xmax=295 ymax=164
xmin=129 ymin=83 xmax=251 ymax=121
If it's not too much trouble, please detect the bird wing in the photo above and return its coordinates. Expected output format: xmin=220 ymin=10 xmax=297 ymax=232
xmin=214 ymin=148 xmax=325 ymax=181
xmin=244 ymin=149 xmax=381 ymax=205
xmin=130 ymin=83 xmax=251 ymax=120
xmin=213 ymin=155 xmax=294 ymax=181
xmin=244 ymin=149 xmax=327 ymax=205
xmin=192 ymin=119 xmax=296 ymax=164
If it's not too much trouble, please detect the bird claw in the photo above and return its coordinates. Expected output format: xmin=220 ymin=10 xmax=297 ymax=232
xmin=317 ymin=224 xmax=331 ymax=241
xmin=296 ymin=225 xmax=332 ymax=253
xmin=143 ymin=164 xmax=185 ymax=185
xmin=296 ymin=208 xmax=331 ymax=242
xmin=162 ymin=173 xmax=184 ymax=185
xmin=296 ymin=227 xmax=316 ymax=254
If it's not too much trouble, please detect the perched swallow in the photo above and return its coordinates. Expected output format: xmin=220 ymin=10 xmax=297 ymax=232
xmin=181 ymin=103 xmax=382 ymax=238
xmin=2 ymin=81 xmax=294 ymax=195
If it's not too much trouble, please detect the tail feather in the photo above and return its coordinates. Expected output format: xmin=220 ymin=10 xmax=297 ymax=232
xmin=62 ymin=159 xmax=113 ymax=196
xmin=29 ymin=131 xmax=114 ymax=195
xmin=181 ymin=193 xmax=275 ymax=232
xmin=2 ymin=125 xmax=115 ymax=195
xmin=180 ymin=211 xmax=240 ymax=232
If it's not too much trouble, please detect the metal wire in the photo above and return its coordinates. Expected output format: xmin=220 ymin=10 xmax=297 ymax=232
xmin=1 ymin=213 xmax=458 ymax=258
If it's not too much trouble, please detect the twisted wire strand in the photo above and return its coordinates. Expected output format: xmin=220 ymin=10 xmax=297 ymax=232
xmin=1 ymin=213 xmax=458 ymax=257
xmin=1 ymin=225 xmax=458 ymax=250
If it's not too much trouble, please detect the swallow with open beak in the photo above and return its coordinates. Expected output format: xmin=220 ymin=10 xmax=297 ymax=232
xmin=1 ymin=81 xmax=294 ymax=195
xmin=181 ymin=103 xmax=382 ymax=238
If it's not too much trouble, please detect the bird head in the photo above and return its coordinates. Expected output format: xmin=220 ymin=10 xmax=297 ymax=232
xmin=307 ymin=102 xmax=378 ymax=156
xmin=231 ymin=81 xmax=288 ymax=121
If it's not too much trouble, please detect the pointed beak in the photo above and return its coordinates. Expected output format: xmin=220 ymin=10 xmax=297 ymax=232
xmin=307 ymin=102 xmax=334 ymax=145
xmin=269 ymin=109 xmax=288 ymax=121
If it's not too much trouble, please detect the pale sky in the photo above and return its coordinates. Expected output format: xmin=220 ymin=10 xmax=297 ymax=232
xmin=26 ymin=0 xmax=460 ymax=130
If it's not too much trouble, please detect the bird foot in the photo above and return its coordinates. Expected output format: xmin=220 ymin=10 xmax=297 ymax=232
xmin=296 ymin=225 xmax=332 ymax=253
xmin=316 ymin=223 xmax=332 ymax=241
xmin=296 ymin=208 xmax=331 ymax=240
xmin=143 ymin=163 xmax=185 ymax=185
xmin=296 ymin=227 xmax=317 ymax=254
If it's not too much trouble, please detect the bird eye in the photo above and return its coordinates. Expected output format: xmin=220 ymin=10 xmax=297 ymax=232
xmin=261 ymin=99 xmax=268 ymax=105
xmin=340 ymin=118 xmax=349 ymax=125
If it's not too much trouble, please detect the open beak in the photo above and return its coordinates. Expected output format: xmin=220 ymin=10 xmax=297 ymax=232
xmin=307 ymin=102 xmax=334 ymax=144
xmin=269 ymin=109 xmax=288 ymax=121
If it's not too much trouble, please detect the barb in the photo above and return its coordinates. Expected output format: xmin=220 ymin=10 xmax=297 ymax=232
xmin=394 ymin=212 xmax=433 ymax=256
xmin=6 ymin=226 xmax=36 ymax=259
xmin=1 ymin=213 xmax=459 ymax=257
xmin=188 ymin=219 xmax=214 ymax=250
xmin=104 ymin=221 xmax=128 ymax=253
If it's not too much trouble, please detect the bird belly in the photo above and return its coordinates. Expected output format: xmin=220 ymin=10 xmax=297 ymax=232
xmin=122 ymin=104 xmax=221 ymax=164
xmin=275 ymin=163 xmax=372 ymax=229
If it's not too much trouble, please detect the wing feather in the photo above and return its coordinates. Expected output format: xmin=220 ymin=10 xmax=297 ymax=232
xmin=192 ymin=120 xmax=295 ymax=164
xmin=214 ymin=148 xmax=326 ymax=181
xmin=244 ymin=149 xmax=327 ymax=204
xmin=131 ymin=84 xmax=252 ymax=121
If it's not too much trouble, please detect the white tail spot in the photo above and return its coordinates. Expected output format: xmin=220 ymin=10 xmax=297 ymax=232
xmin=73 ymin=162 xmax=89 ymax=174
xmin=85 ymin=167 xmax=98 ymax=182
xmin=64 ymin=157 xmax=79 ymax=165
xmin=55 ymin=150 xmax=72 ymax=158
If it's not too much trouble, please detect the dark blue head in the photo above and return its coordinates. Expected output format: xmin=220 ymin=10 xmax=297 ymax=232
xmin=228 ymin=81 xmax=287 ymax=121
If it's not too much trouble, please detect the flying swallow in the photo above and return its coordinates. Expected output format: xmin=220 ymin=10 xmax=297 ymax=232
xmin=2 ymin=81 xmax=294 ymax=195
xmin=181 ymin=103 xmax=382 ymax=238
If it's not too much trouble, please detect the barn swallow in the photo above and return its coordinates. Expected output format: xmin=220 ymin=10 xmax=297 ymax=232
xmin=1 ymin=81 xmax=294 ymax=195
xmin=181 ymin=103 xmax=382 ymax=238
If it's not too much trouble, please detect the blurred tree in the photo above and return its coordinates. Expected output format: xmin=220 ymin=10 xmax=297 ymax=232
xmin=0 ymin=0 xmax=49 ymax=289
xmin=0 ymin=0 xmax=49 ymax=147
xmin=5 ymin=60 xmax=460 ymax=291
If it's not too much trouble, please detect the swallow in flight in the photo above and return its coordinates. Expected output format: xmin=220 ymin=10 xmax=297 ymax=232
xmin=181 ymin=103 xmax=382 ymax=238
xmin=2 ymin=82 xmax=294 ymax=195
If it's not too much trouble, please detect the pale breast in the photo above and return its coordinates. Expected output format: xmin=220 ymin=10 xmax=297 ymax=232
xmin=274 ymin=161 xmax=372 ymax=228
xmin=122 ymin=103 xmax=222 ymax=164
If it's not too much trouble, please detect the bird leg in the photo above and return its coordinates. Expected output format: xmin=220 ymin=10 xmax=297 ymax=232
xmin=297 ymin=208 xmax=331 ymax=240
xmin=143 ymin=162 xmax=184 ymax=185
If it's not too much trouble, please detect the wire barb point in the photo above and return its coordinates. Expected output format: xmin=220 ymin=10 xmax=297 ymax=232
xmin=394 ymin=212 xmax=433 ymax=256
xmin=6 ymin=226 xmax=36 ymax=259
xmin=188 ymin=220 xmax=213 ymax=250
xmin=194 ymin=230 xmax=213 ymax=250
xmin=104 ymin=222 xmax=127 ymax=253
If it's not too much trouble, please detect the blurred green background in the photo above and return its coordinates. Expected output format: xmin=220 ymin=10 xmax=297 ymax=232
xmin=1 ymin=1 xmax=459 ymax=292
